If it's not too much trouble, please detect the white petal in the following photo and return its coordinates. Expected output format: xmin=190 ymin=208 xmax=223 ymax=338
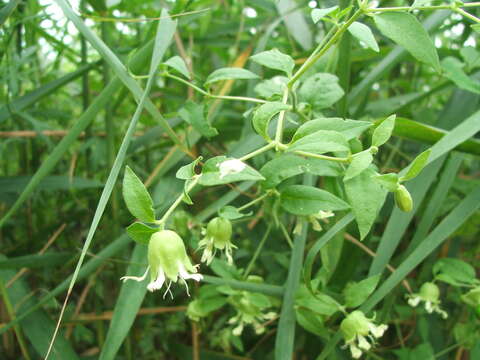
xmin=178 ymin=262 xmax=203 ymax=282
xmin=350 ymin=344 xmax=363 ymax=359
xmin=147 ymin=267 xmax=165 ymax=292
xmin=370 ymin=323 xmax=388 ymax=338
xmin=120 ymin=266 xmax=150 ymax=283
xmin=357 ymin=335 xmax=371 ymax=351
xmin=425 ymin=301 xmax=434 ymax=313
xmin=408 ymin=296 xmax=421 ymax=307
xmin=232 ymin=323 xmax=244 ymax=336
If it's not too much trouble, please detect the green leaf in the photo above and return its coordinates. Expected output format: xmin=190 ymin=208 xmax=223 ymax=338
xmin=199 ymin=156 xmax=265 ymax=186
xmin=178 ymin=101 xmax=218 ymax=138
xmin=218 ymin=205 xmax=252 ymax=220
xmin=373 ymin=12 xmax=440 ymax=72
xmin=343 ymin=274 xmax=381 ymax=308
xmin=288 ymin=130 xmax=350 ymax=155
xmin=260 ymin=154 xmax=342 ymax=189
xmin=295 ymin=307 xmax=330 ymax=338
xmin=205 ymin=67 xmax=259 ymax=85
xmin=372 ymin=114 xmax=396 ymax=147
xmin=122 ymin=166 xmax=155 ymax=222
xmin=311 ymin=6 xmax=338 ymax=24
xmin=164 ymin=55 xmax=190 ymax=78
xmin=460 ymin=47 xmax=480 ymax=70
xmin=298 ymin=73 xmax=344 ymax=111
xmin=344 ymin=150 xmax=373 ymax=181
xmin=348 ymin=21 xmax=379 ymax=52
xmin=280 ymin=185 xmax=350 ymax=216
xmin=252 ymin=102 xmax=291 ymax=140
xmin=292 ymin=118 xmax=372 ymax=142
xmin=400 ymin=149 xmax=431 ymax=182
xmin=433 ymin=258 xmax=478 ymax=286
xmin=442 ymin=57 xmax=480 ymax=94
xmin=254 ymin=76 xmax=289 ymax=98
xmin=176 ymin=156 xmax=202 ymax=180
xmin=250 ymin=49 xmax=295 ymax=76
xmin=373 ymin=173 xmax=399 ymax=192
xmin=345 ymin=168 xmax=387 ymax=239
xmin=126 ymin=222 xmax=157 ymax=245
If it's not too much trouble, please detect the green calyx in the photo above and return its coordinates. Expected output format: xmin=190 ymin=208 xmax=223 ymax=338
xmin=148 ymin=230 xmax=195 ymax=282
xmin=340 ymin=310 xmax=371 ymax=341
xmin=419 ymin=282 xmax=440 ymax=302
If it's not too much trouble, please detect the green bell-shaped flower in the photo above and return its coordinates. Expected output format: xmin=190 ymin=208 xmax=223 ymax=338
xmin=340 ymin=310 xmax=388 ymax=359
xmin=198 ymin=217 xmax=236 ymax=265
xmin=406 ymin=282 xmax=447 ymax=319
xmin=121 ymin=230 xmax=202 ymax=297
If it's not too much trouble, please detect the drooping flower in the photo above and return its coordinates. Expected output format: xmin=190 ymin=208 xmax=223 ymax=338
xmin=406 ymin=282 xmax=448 ymax=319
xmin=198 ymin=217 xmax=236 ymax=264
xmin=340 ymin=310 xmax=388 ymax=359
xmin=309 ymin=210 xmax=335 ymax=231
xmin=120 ymin=230 xmax=202 ymax=297
xmin=217 ymin=158 xmax=246 ymax=179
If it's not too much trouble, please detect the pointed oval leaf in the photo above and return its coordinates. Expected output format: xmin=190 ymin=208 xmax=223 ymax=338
xmin=348 ymin=21 xmax=379 ymax=52
xmin=178 ymin=101 xmax=218 ymax=138
xmin=250 ymin=49 xmax=295 ymax=76
xmin=126 ymin=222 xmax=158 ymax=244
xmin=252 ymin=102 xmax=291 ymax=140
xmin=372 ymin=114 xmax=396 ymax=147
xmin=345 ymin=168 xmax=387 ymax=239
xmin=280 ymin=185 xmax=350 ymax=216
xmin=205 ymin=67 xmax=259 ymax=85
xmin=164 ymin=55 xmax=190 ymax=78
xmin=344 ymin=150 xmax=373 ymax=181
xmin=311 ymin=6 xmax=338 ymax=24
xmin=298 ymin=73 xmax=344 ymax=111
xmin=374 ymin=12 xmax=440 ymax=72
xmin=288 ymin=130 xmax=350 ymax=155
xmin=122 ymin=166 xmax=155 ymax=222
xmin=199 ymin=156 xmax=265 ymax=186
xmin=292 ymin=118 xmax=372 ymax=142
xmin=400 ymin=149 xmax=431 ymax=182
xmin=343 ymin=274 xmax=381 ymax=308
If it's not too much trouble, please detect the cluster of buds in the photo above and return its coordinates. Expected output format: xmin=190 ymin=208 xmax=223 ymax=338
xmin=198 ymin=217 xmax=236 ymax=265
xmin=406 ymin=282 xmax=448 ymax=319
xmin=121 ymin=230 xmax=202 ymax=297
xmin=340 ymin=310 xmax=388 ymax=359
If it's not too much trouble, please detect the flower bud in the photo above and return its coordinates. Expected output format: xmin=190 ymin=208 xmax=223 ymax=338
xmin=198 ymin=217 xmax=236 ymax=264
xmin=205 ymin=217 xmax=232 ymax=249
xmin=419 ymin=282 xmax=440 ymax=303
xmin=394 ymin=185 xmax=413 ymax=212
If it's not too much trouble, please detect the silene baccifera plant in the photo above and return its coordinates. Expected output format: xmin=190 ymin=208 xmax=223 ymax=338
xmin=118 ymin=0 xmax=480 ymax=358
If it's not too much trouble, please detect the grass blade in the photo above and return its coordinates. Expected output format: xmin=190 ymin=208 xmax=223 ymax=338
xmin=43 ymin=9 xmax=176 ymax=359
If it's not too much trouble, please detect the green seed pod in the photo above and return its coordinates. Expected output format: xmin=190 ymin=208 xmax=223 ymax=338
xmin=394 ymin=185 xmax=413 ymax=212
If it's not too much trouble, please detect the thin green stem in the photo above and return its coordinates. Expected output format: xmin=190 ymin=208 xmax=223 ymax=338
xmin=243 ymin=224 xmax=272 ymax=278
xmin=367 ymin=2 xmax=480 ymax=13
xmin=274 ymin=87 xmax=290 ymax=146
xmin=293 ymin=150 xmax=350 ymax=163
xmin=239 ymin=142 xmax=275 ymax=161
xmin=166 ymin=73 xmax=266 ymax=103
xmin=279 ymin=222 xmax=293 ymax=248
xmin=288 ymin=9 xmax=363 ymax=87
xmin=454 ymin=7 xmax=480 ymax=23
xmin=158 ymin=176 xmax=199 ymax=226
xmin=238 ymin=192 xmax=271 ymax=212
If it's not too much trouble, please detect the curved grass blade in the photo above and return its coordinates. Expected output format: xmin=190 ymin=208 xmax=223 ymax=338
xmin=44 ymin=11 xmax=176 ymax=358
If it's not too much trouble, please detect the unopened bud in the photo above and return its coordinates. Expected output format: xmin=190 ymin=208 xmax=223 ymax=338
xmin=394 ymin=185 xmax=413 ymax=212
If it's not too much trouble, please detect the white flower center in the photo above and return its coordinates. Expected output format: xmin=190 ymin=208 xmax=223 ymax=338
xmin=147 ymin=266 xmax=165 ymax=292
